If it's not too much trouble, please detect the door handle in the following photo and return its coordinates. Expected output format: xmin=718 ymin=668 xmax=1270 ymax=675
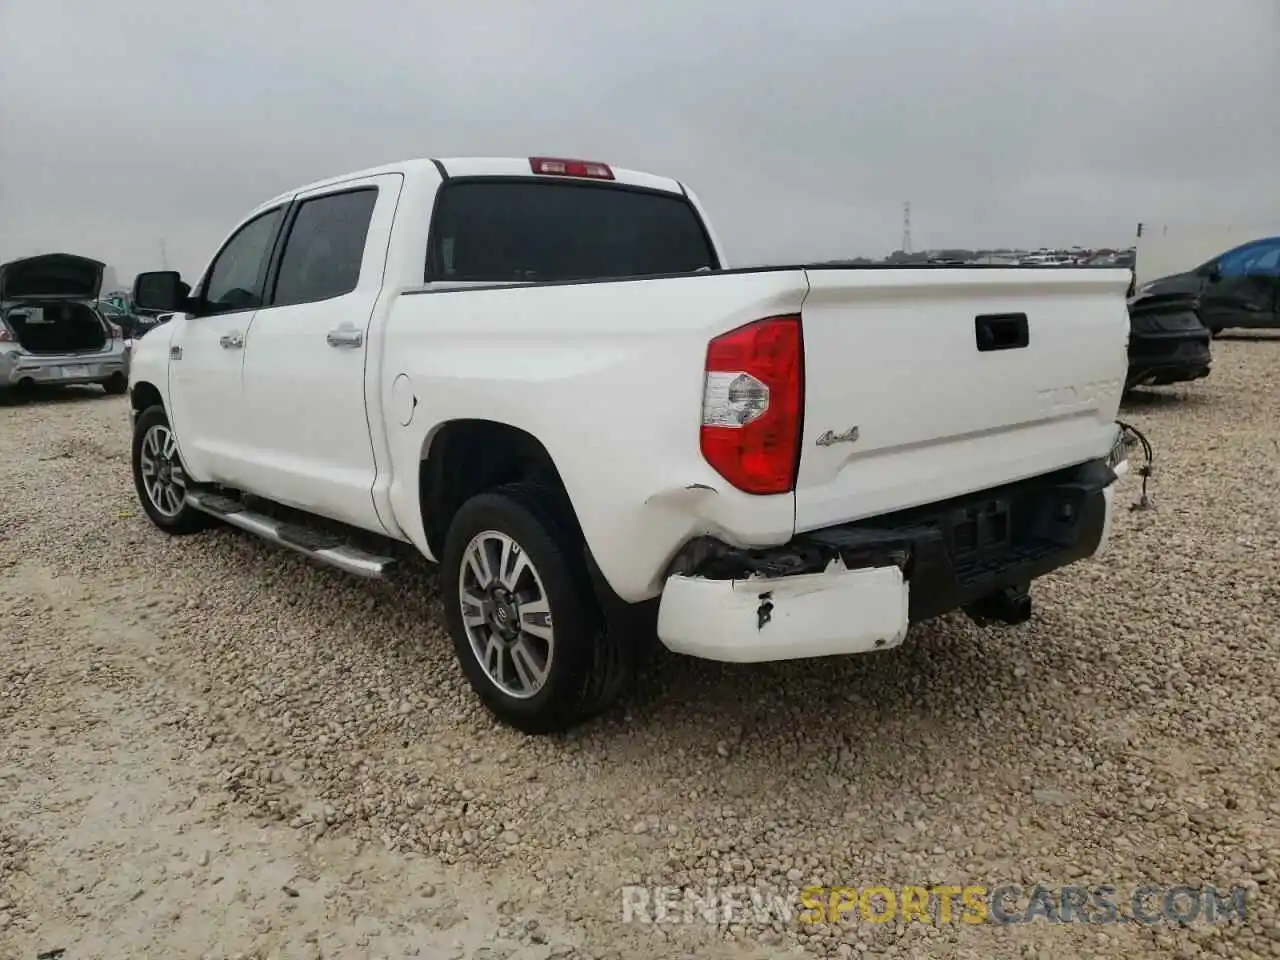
xmin=219 ymin=333 xmax=244 ymax=350
xmin=326 ymin=328 xmax=363 ymax=348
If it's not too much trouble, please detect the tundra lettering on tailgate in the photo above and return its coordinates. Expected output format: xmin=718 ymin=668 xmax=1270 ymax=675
xmin=1035 ymin=378 xmax=1123 ymax=417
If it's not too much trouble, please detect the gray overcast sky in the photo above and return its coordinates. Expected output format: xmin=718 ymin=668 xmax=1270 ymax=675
xmin=2 ymin=0 xmax=1277 ymax=281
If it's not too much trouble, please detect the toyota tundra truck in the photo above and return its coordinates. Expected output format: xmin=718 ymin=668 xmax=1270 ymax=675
xmin=127 ymin=155 xmax=1133 ymax=733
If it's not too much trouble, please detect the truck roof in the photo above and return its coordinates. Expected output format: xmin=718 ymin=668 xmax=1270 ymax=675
xmin=258 ymin=157 xmax=686 ymax=211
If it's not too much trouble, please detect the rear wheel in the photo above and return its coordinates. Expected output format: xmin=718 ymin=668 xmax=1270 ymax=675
xmin=102 ymin=373 xmax=128 ymax=395
xmin=440 ymin=481 xmax=632 ymax=734
xmin=131 ymin=405 xmax=211 ymax=535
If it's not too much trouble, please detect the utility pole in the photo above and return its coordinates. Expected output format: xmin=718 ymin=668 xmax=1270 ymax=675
xmin=901 ymin=202 xmax=912 ymax=254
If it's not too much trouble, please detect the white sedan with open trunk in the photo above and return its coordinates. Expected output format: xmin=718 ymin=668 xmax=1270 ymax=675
xmin=0 ymin=253 xmax=131 ymax=398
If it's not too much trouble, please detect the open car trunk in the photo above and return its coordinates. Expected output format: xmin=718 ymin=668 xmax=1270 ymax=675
xmin=2 ymin=301 xmax=108 ymax=355
xmin=0 ymin=253 xmax=105 ymax=301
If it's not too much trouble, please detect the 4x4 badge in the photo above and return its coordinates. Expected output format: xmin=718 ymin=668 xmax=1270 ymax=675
xmin=816 ymin=427 xmax=859 ymax=447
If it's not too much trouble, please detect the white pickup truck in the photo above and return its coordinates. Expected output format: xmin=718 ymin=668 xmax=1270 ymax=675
xmin=128 ymin=155 xmax=1132 ymax=733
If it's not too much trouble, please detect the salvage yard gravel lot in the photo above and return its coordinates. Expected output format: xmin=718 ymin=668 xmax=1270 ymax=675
xmin=2 ymin=335 xmax=1279 ymax=960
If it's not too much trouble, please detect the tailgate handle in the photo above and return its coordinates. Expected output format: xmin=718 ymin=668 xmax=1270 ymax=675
xmin=975 ymin=313 xmax=1029 ymax=352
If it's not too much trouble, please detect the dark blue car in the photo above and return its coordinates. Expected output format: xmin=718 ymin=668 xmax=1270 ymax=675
xmin=1138 ymin=235 xmax=1280 ymax=335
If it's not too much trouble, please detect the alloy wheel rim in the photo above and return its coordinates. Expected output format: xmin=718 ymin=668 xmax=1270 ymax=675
xmin=458 ymin=530 xmax=554 ymax=700
xmin=139 ymin=424 xmax=187 ymax=518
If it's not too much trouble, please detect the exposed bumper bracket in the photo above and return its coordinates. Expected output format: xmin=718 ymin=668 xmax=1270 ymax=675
xmin=656 ymin=458 xmax=1119 ymax=664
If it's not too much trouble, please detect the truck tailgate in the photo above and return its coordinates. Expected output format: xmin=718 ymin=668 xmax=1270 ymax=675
xmin=794 ymin=267 xmax=1130 ymax=533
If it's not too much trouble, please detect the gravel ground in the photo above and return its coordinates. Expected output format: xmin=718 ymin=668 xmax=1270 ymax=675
xmin=2 ymin=334 xmax=1279 ymax=960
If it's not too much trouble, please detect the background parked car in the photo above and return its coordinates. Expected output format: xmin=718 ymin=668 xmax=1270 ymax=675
xmin=1137 ymin=235 xmax=1280 ymax=336
xmin=1125 ymin=291 xmax=1211 ymax=390
xmin=95 ymin=297 xmax=146 ymax=338
xmin=132 ymin=312 xmax=174 ymax=338
xmin=0 ymin=253 xmax=131 ymax=398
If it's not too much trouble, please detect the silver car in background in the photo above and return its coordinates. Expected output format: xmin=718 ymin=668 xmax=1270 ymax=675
xmin=0 ymin=253 xmax=131 ymax=398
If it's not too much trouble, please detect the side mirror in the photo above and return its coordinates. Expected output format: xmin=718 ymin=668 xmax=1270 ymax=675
xmin=133 ymin=271 xmax=192 ymax=313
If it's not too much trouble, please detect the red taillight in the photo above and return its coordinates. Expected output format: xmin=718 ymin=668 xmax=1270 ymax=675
xmin=700 ymin=315 xmax=804 ymax=495
xmin=529 ymin=156 xmax=615 ymax=180
xmin=0 ymin=327 xmax=13 ymax=343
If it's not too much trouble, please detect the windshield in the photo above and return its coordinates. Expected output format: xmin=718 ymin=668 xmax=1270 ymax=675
xmin=427 ymin=179 xmax=718 ymax=283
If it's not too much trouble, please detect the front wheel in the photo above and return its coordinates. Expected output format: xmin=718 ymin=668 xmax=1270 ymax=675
xmin=440 ymin=481 xmax=631 ymax=734
xmin=131 ymin=405 xmax=211 ymax=535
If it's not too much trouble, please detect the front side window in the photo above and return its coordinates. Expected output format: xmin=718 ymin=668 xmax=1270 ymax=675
xmin=272 ymin=188 xmax=378 ymax=307
xmin=202 ymin=207 xmax=284 ymax=314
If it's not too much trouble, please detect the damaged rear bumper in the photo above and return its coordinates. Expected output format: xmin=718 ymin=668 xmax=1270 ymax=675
xmin=657 ymin=562 xmax=911 ymax=662
xmin=1126 ymin=334 xmax=1211 ymax=388
xmin=656 ymin=458 xmax=1118 ymax=664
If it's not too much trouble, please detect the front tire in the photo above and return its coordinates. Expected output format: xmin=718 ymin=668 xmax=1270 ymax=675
xmin=440 ymin=481 xmax=630 ymax=734
xmin=131 ymin=405 xmax=211 ymax=535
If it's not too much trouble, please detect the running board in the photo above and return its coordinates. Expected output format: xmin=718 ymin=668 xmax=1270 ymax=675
xmin=185 ymin=490 xmax=396 ymax=579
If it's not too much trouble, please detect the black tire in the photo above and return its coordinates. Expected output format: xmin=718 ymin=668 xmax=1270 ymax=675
xmin=440 ymin=481 xmax=633 ymax=734
xmin=102 ymin=374 xmax=128 ymax=396
xmin=131 ymin=405 xmax=211 ymax=535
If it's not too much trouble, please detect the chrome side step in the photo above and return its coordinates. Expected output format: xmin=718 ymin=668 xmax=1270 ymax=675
xmin=185 ymin=490 xmax=396 ymax=579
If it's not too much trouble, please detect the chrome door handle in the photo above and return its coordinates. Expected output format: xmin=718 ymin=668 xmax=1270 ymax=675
xmin=219 ymin=333 xmax=244 ymax=350
xmin=326 ymin=328 xmax=363 ymax=348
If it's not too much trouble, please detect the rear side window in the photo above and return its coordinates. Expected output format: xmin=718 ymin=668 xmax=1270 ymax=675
xmin=272 ymin=188 xmax=378 ymax=307
xmin=1218 ymin=238 xmax=1280 ymax=277
xmin=427 ymin=180 xmax=717 ymax=283
xmin=1254 ymin=246 xmax=1280 ymax=276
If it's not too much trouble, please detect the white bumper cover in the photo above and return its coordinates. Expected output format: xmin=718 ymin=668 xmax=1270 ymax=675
xmin=657 ymin=562 xmax=911 ymax=664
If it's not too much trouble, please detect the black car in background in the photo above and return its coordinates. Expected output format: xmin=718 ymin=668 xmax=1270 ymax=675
xmin=1125 ymin=291 xmax=1212 ymax=390
xmin=133 ymin=312 xmax=174 ymax=337
xmin=94 ymin=298 xmax=147 ymax=338
xmin=1136 ymin=235 xmax=1280 ymax=336
xmin=95 ymin=299 xmax=171 ymax=339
